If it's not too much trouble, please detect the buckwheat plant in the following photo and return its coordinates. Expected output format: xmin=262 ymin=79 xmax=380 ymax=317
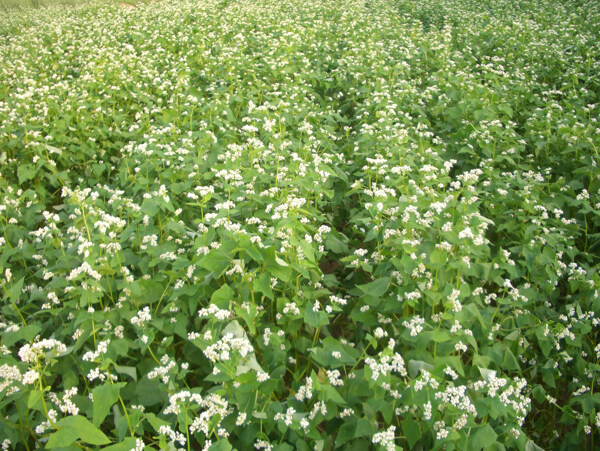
xmin=0 ymin=0 xmax=599 ymax=449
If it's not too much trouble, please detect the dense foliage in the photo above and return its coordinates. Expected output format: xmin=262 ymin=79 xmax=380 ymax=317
xmin=1 ymin=0 xmax=599 ymax=449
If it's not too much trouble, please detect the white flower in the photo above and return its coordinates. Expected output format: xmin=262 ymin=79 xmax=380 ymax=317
xmin=372 ymin=425 xmax=396 ymax=450
xmin=402 ymin=315 xmax=424 ymax=336
xmin=436 ymin=428 xmax=449 ymax=440
xmin=455 ymin=341 xmax=468 ymax=353
xmin=22 ymin=370 xmax=39 ymax=385
xmin=18 ymin=339 xmax=67 ymax=363
xmin=340 ymin=408 xmax=354 ymax=418
xmin=254 ymin=440 xmax=273 ymax=450
xmin=274 ymin=407 xmax=296 ymax=426
xmin=423 ymin=401 xmax=432 ymax=420
xmin=236 ymin=412 xmax=247 ymax=426
xmin=130 ymin=438 xmax=145 ymax=451
xmin=296 ymin=377 xmax=313 ymax=401
xmin=458 ymin=227 xmax=474 ymax=239
xmin=374 ymin=327 xmax=388 ymax=339
xmin=326 ymin=369 xmax=344 ymax=386
xmin=131 ymin=307 xmax=151 ymax=327
xmin=328 ymin=295 xmax=347 ymax=306
xmin=257 ymin=372 xmax=270 ymax=382
xmin=444 ymin=366 xmax=459 ymax=380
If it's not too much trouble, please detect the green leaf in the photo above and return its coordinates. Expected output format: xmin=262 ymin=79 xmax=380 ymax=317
xmin=46 ymin=415 xmax=110 ymax=448
xmin=45 ymin=144 xmax=63 ymax=155
xmin=17 ymin=164 xmax=36 ymax=184
xmin=145 ymin=412 xmax=171 ymax=433
xmin=535 ymin=326 xmax=554 ymax=357
xmin=504 ymin=330 xmax=520 ymax=342
xmin=275 ymin=256 xmax=288 ymax=267
xmin=304 ymin=302 xmax=329 ymax=328
xmin=209 ymin=440 xmax=233 ymax=451
xmin=474 ymin=109 xmax=487 ymax=122
xmin=471 ymin=424 xmax=498 ymax=450
xmin=198 ymin=250 xmax=231 ymax=277
xmin=336 ymin=419 xmax=373 ymax=446
xmin=473 ymin=354 xmax=491 ymax=369
xmin=524 ymin=439 xmax=545 ymax=451
xmin=242 ymin=242 xmax=264 ymax=262
xmin=211 ymin=284 xmax=234 ymax=308
xmin=235 ymin=303 xmax=257 ymax=334
xmin=115 ymin=414 xmax=131 ymax=443
xmin=253 ymin=273 xmax=274 ymax=300
xmin=27 ymin=390 xmax=43 ymax=410
xmin=266 ymin=249 xmax=293 ymax=282
xmin=402 ymin=418 xmax=422 ymax=449
xmin=134 ymin=377 xmax=165 ymax=407
xmin=113 ymin=365 xmax=137 ymax=381
xmin=428 ymin=330 xmax=450 ymax=343
xmin=3 ymin=323 xmax=41 ymax=347
xmin=445 ymin=356 xmax=465 ymax=377
xmin=357 ymin=277 xmax=390 ymax=297
xmin=9 ymin=277 xmax=25 ymax=303
xmin=581 ymin=394 xmax=595 ymax=413
xmin=92 ymin=382 xmax=126 ymax=426
xmin=101 ymin=437 xmax=139 ymax=450
xmin=45 ymin=426 xmax=80 ymax=449
xmin=319 ymin=384 xmax=346 ymax=405
xmin=498 ymin=104 xmax=513 ymax=118
xmin=222 ymin=320 xmax=247 ymax=339
xmin=324 ymin=235 xmax=348 ymax=254
xmin=253 ymin=411 xmax=267 ymax=420
xmin=502 ymin=348 xmax=520 ymax=372
xmin=408 ymin=360 xmax=434 ymax=379
xmin=309 ymin=337 xmax=357 ymax=367
xmin=237 ymin=353 xmax=263 ymax=375
xmin=298 ymin=239 xmax=315 ymax=263
xmin=478 ymin=367 xmax=496 ymax=381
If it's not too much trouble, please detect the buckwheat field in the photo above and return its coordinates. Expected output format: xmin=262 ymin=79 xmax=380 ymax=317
xmin=0 ymin=0 xmax=599 ymax=449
